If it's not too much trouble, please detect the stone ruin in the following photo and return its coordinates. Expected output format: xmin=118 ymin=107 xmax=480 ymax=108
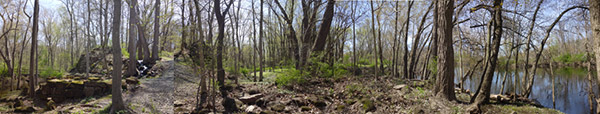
xmin=38 ymin=76 xmax=127 ymax=103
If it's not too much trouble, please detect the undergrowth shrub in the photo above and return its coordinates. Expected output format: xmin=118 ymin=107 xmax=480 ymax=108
xmin=240 ymin=68 xmax=249 ymax=76
xmin=309 ymin=53 xmax=349 ymax=79
xmin=275 ymin=68 xmax=305 ymax=87
xmin=40 ymin=67 xmax=63 ymax=79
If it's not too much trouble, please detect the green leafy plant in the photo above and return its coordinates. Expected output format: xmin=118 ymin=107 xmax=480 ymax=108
xmin=275 ymin=68 xmax=305 ymax=87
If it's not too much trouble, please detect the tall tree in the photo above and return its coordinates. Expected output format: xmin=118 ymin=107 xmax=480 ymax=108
xmin=590 ymin=1 xmax=600 ymax=112
xmin=213 ymin=0 xmax=237 ymax=112
xmin=352 ymin=1 xmax=357 ymax=75
xmin=85 ymin=0 xmax=91 ymax=78
xmin=369 ymin=1 xmax=378 ymax=77
xmin=403 ymin=1 xmax=413 ymax=79
xmin=28 ymin=0 xmax=40 ymax=98
xmin=110 ymin=0 xmax=126 ymax=112
xmin=259 ymin=0 xmax=263 ymax=81
xmin=191 ymin=0 xmax=207 ymax=108
xmin=126 ymin=0 xmax=139 ymax=77
xmin=593 ymin=0 xmax=600 ymax=85
xmin=471 ymin=0 xmax=503 ymax=107
xmin=433 ymin=0 xmax=455 ymax=101
xmin=312 ymin=0 xmax=335 ymax=52
xmin=151 ymin=0 xmax=160 ymax=62
xmin=523 ymin=0 xmax=543 ymax=97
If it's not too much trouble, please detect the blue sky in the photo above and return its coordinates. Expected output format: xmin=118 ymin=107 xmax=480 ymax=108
xmin=39 ymin=0 xmax=62 ymax=10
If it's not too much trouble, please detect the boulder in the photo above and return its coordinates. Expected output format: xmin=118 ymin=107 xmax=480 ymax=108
xmin=393 ymin=84 xmax=407 ymax=90
xmin=174 ymin=100 xmax=184 ymax=107
xmin=69 ymin=48 xmax=112 ymax=73
xmin=245 ymin=105 xmax=261 ymax=113
xmin=270 ymin=104 xmax=285 ymax=112
xmin=239 ymin=93 xmax=264 ymax=104
xmin=14 ymin=106 xmax=35 ymax=113
xmin=125 ymin=77 xmax=140 ymax=84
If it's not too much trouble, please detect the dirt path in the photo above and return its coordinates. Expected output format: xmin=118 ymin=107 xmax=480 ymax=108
xmin=125 ymin=60 xmax=175 ymax=114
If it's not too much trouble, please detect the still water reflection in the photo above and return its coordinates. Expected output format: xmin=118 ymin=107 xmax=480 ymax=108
xmin=454 ymin=67 xmax=599 ymax=114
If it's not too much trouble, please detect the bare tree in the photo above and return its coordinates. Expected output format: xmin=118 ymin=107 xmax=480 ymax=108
xmin=403 ymin=1 xmax=413 ymax=79
xmin=470 ymin=0 xmax=503 ymax=109
xmin=214 ymin=0 xmax=237 ymax=112
xmin=151 ymin=0 xmax=160 ymax=62
xmin=125 ymin=0 xmax=139 ymax=77
xmin=28 ymin=0 xmax=40 ymax=98
xmin=110 ymin=0 xmax=126 ymax=112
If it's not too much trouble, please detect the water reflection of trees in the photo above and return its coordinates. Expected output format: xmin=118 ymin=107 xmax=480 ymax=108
xmin=456 ymin=67 xmax=598 ymax=113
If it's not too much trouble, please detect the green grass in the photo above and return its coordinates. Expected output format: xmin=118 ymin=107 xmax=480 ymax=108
xmin=488 ymin=104 xmax=563 ymax=114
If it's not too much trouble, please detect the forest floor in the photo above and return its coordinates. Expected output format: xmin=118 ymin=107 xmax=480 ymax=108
xmin=3 ymin=59 xmax=564 ymax=114
xmin=172 ymin=61 xmax=564 ymax=114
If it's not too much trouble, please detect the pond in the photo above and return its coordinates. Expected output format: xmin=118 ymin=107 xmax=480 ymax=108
xmin=454 ymin=67 xmax=599 ymax=114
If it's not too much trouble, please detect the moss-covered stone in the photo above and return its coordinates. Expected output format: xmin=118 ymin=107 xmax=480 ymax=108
xmin=270 ymin=104 xmax=285 ymax=112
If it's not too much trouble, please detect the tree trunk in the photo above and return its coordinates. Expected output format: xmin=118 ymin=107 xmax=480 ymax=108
xmin=86 ymin=0 xmax=91 ymax=78
xmin=192 ymin=0 xmax=207 ymax=108
xmin=523 ymin=0 xmax=544 ymax=97
xmin=251 ymin=0 xmax=257 ymax=82
xmin=429 ymin=0 xmax=438 ymax=82
xmin=259 ymin=0 xmax=264 ymax=81
xmin=126 ymin=0 xmax=139 ymax=77
xmin=213 ymin=0 xmax=237 ymax=112
xmin=152 ymin=0 xmax=160 ymax=62
xmin=29 ymin=0 xmax=39 ymax=98
xmin=110 ymin=0 xmax=126 ymax=112
xmin=589 ymin=0 xmax=600 ymax=112
xmin=370 ymin=1 xmax=378 ymax=77
xmin=471 ymin=0 xmax=502 ymax=106
xmin=434 ymin=0 xmax=455 ymax=101
xmin=179 ymin=0 xmax=186 ymax=57
xmin=403 ymin=1 xmax=413 ymax=79
xmin=312 ymin=0 xmax=335 ymax=52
